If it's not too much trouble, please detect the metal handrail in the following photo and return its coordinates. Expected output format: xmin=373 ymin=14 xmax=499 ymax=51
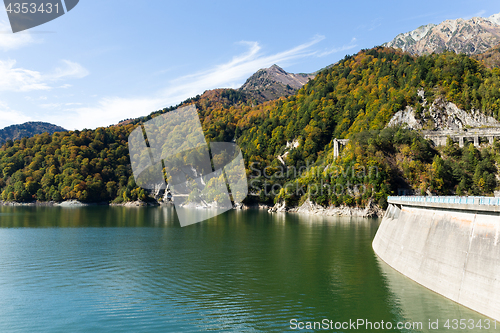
xmin=388 ymin=196 xmax=500 ymax=206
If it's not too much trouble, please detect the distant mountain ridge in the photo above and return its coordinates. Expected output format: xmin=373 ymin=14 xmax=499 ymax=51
xmin=0 ymin=121 xmax=66 ymax=144
xmin=238 ymin=64 xmax=314 ymax=102
xmin=384 ymin=12 xmax=500 ymax=56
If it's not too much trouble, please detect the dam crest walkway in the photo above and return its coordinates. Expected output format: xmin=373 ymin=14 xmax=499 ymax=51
xmin=388 ymin=196 xmax=500 ymax=213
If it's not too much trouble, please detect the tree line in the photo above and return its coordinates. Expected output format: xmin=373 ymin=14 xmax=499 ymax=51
xmin=1 ymin=47 xmax=500 ymax=206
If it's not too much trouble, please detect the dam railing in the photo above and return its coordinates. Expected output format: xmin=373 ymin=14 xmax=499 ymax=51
xmin=388 ymin=196 xmax=500 ymax=207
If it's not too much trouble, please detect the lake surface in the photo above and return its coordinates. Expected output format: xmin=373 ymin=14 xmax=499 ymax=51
xmin=0 ymin=206 xmax=497 ymax=332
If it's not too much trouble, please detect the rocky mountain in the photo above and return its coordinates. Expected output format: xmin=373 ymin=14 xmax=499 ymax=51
xmin=384 ymin=12 xmax=500 ymax=56
xmin=239 ymin=64 xmax=314 ymax=103
xmin=0 ymin=121 xmax=66 ymax=144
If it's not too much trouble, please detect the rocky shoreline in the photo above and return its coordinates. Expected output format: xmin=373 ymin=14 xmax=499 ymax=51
xmin=0 ymin=200 xmax=93 ymax=207
xmin=109 ymin=200 xmax=161 ymax=207
xmin=0 ymin=200 xmax=157 ymax=207
xmin=0 ymin=198 xmax=385 ymax=218
xmin=267 ymin=199 xmax=385 ymax=218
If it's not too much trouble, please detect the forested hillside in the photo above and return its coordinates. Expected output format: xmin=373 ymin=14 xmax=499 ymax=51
xmin=2 ymin=47 xmax=500 ymax=206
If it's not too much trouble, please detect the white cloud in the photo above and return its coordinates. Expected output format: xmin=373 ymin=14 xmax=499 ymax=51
xmin=464 ymin=10 xmax=487 ymax=20
xmin=0 ymin=58 xmax=88 ymax=128
xmin=0 ymin=59 xmax=48 ymax=91
xmin=462 ymin=9 xmax=486 ymax=21
xmin=60 ymin=36 xmax=325 ymax=130
xmin=54 ymin=97 xmax=164 ymax=130
xmin=39 ymin=103 xmax=63 ymax=109
xmin=169 ymin=35 xmax=324 ymax=96
xmin=0 ymin=21 xmax=37 ymax=51
xmin=50 ymin=60 xmax=89 ymax=80
xmin=24 ymin=95 xmax=47 ymax=101
xmin=0 ymin=101 xmax=32 ymax=128
xmin=40 ymin=102 xmax=82 ymax=109
xmin=476 ymin=10 xmax=487 ymax=17
xmin=317 ymin=38 xmax=358 ymax=57
xmin=0 ymin=59 xmax=89 ymax=92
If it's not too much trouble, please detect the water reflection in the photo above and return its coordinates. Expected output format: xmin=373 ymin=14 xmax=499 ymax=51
xmin=377 ymin=256 xmax=497 ymax=333
xmin=0 ymin=205 xmax=180 ymax=228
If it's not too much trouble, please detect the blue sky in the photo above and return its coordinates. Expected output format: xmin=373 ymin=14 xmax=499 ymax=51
xmin=0 ymin=0 xmax=499 ymax=130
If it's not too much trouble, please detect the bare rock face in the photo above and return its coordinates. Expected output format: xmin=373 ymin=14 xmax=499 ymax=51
xmin=428 ymin=98 xmax=500 ymax=129
xmin=268 ymin=200 xmax=288 ymax=213
xmin=386 ymin=106 xmax=423 ymax=130
xmin=384 ymin=13 xmax=500 ymax=56
xmin=387 ymin=90 xmax=500 ymax=131
xmin=239 ymin=64 xmax=314 ymax=103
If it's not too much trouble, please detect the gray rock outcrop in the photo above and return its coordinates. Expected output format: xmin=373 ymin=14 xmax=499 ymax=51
xmin=387 ymin=90 xmax=500 ymax=130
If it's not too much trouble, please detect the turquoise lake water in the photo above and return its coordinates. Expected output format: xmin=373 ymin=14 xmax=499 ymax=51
xmin=0 ymin=206 xmax=496 ymax=332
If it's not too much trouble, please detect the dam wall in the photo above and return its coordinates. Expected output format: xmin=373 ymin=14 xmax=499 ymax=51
xmin=373 ymin=196 xmax=500 ymax=321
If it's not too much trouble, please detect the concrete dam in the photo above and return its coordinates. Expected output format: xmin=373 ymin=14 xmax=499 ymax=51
xmin=373 ymin=196 xmax=500 ymax=321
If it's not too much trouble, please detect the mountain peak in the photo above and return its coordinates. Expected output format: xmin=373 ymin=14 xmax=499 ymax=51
xmin=239 ymin=65 xmax=314 ymax=103
xmin=384 ymin=12 xmax=500 ymax=56
xmin=268 ymin=64 xmax=287 ymax=74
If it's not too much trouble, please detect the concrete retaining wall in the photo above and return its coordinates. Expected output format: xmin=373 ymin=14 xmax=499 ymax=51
xmin=373 ymin=203 xmax=500 ymax=321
